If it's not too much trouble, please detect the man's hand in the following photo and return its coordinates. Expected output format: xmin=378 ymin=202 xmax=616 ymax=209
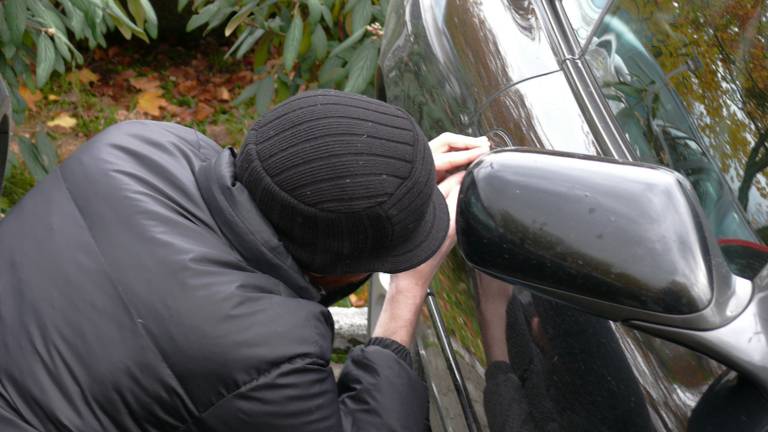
xmin=372 ymin=133 xmax=489 ymax=347
xmin=430 ymin=132 xmax=490 ymax=182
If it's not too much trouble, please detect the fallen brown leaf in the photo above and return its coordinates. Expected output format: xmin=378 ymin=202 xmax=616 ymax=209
xmin=19 ymin=85 xmax=43 ymax=111
xmin=194 ymin=103 xmax=215 ymax=122
xmin=167 ymin=66 xmax=196 ymax=81
xmin=46 ymin=112 xmax=78 ymax=131
xmin=136 ymin=90 xmax=168 ymax=117
xmin=230 ymin=71 xmax=254 ymax=85
xmin=67 ymin=68 xmax=100 ymax=85
xmin=130 ymin=76 xmax=162 ymax=92
xmin=93 ymin=48 xmax=107 ymax=61
xmin=177 ymin=80 xmax=199 ymax=96
xmin=349 ymin=293 xmax=367 ymax=308
xmin=216 ymin=87 xmax=231 ymax=101
xmin=197 ymin=87 xmax=217 ymax=103
xmin=115 ymin=70 xmax=137 ymax=81
xmin=165 ymin=103 xmax=184 ymax=115
xmin=175 ymin=108 xmax=195 ymax=124
xmin=78 ymin=68 xmax=100 ymax=85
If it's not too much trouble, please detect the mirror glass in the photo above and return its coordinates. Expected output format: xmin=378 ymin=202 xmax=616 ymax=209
xmin=458 ymin=150 xmax=713 ymax=315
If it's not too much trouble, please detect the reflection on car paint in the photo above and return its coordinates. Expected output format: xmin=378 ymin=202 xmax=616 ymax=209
xmin=378 ymin=0 xmax=766 ymax=430
xmin=612 ymin=325 xmax=724 ymax=430
xmin=478 ymin=71 xmax=600 ymax=155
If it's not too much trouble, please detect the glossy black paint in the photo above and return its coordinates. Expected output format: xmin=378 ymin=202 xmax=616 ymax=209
xmin=458 ymin=149 xmax=713 ymax=315
xmin=377 ymin=0 xmax=746 ymax=430
xmin=688 ymin=371 xmax=768 ymax=432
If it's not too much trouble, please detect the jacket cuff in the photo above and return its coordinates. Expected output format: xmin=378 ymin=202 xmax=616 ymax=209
xmin=366 ymin=337 xmax=413 ymax=369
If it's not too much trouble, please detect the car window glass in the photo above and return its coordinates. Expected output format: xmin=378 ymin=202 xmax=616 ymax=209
xmin=583 ymin=0 xmax=768 ymax=279
xmin=560 ymin=0 xmax=611 ymax=43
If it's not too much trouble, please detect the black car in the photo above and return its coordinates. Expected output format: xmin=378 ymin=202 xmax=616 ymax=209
xmin=370 ymin=0 xmax=768 ymax=431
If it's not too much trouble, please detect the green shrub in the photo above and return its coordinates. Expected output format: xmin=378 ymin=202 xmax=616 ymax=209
xmin=183 ymin=0 xmax=387 ymax=111
xmin=0 ymin=0 xmax=157 ymax=122
xmin=0 ymin=0 xmax=156 ymax=204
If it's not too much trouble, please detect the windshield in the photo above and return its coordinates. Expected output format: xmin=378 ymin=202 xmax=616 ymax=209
xmin=581 ymin=0 xmax=768 ymax=278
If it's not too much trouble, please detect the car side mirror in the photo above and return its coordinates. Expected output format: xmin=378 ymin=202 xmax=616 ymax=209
xmin=457 ymin=148 xmax=768 ymax=392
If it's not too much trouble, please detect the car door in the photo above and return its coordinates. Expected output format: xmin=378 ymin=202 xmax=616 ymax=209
xmin=377 ymin=0 xmax=768 ymax=431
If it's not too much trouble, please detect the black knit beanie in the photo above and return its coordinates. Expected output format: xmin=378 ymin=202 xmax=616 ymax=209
xmin=235 ymin=89 xmax=449 ymax=275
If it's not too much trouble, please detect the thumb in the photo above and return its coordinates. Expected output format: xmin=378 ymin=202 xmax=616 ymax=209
xmin=437 ymin=171 xmax=466 ymax=198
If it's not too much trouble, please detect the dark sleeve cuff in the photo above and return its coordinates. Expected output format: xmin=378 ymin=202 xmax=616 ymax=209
xmin=366 ymin=337 xmax=413 ymax=369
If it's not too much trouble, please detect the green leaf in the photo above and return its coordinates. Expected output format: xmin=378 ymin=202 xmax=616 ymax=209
xmin=235 ymin=28 xmax=264 ymax=59
xmin=126 ymin=0 xmax=157 ymax=38
xmin=351 ymin=0 xmax=371 ymax=33
xmin=6 ymin=0 xmax=27 ymax=45
xmin=225 ymin=27 xmax=251 ymax=58
xmin=53 ymin=31 xmax=71 ymax=62
xmin=311 ymin=25 xmax=327 ymax=60
xmin=127 ymin=0 xmax=146 ymax=28
xmin=140 ymin=0 xmax=158 ymax=38
xmin=343 ymin=0 xmax=359 ymax=14
xmin=35 ymin=129 xmax=58 ymax=171
xmin=251 ymin=35 xmax=271 ymax=67
xmin=186 ymin=2 xmax=218 ymax=32
xmin=255 ymin=76 xmax=274 ymax=115
xmin=328 ymin=26 xmax=365 ymax=58
xmin=54 ymin=32 xmax=83 ymax=64
xmin=233 ymin=80 xmax=260 ymax=105
xmin=2 ymin=44 xmax=17 ymax=60
xmin=28 ymin=0 xmax=67 ymax=35
xmin=0 ymin=4 xmax=12 ymax=44
xmin=53 ymin=51 xmax=65 ymax=74
xmin=275 ymin=78 xmax=290 ymax=103
xmin=106 ymin=0 xmax=148 ymax=41
xmin=204 ymin=6 xmax=235 ymax=36
xmin=305 ymin=0 xmax=321 ymax=25
xmin=61 ymin=1 xmax=86 ymax=39
xmin=344 ymin=39 xmax=378 ymax=93
xmin=321 ymin=4 xmax=333 ymax=28
xmin=112 ymin=16 xmax=133 ymax=39
xmin=178 ymin=0 xmax=190 ymax=12
xmin=283 ymin=11 xmax=303 ymax=72
xmin=16 ymin=136 xmax=46 ymax=181
xmin=35 ymin=32 xmax=55 ymax=88
xmin=318 ymin=56 xmax=347 ymax=86
xmin=225 ymin=2 xmax=258 ymax=37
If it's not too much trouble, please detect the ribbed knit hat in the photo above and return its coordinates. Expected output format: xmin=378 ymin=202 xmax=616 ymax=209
xmin=235 ymin=89 xmax=449 ymax=275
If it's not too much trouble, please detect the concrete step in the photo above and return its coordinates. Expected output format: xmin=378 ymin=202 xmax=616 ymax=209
xmin=328 ymin=306 xmax=368 ymax=350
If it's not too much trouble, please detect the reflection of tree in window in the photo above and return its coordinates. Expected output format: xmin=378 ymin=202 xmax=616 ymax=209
xmin=584 ymin=0 xmax=768 ymax=276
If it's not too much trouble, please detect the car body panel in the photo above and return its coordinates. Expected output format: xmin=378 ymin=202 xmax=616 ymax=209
xmin=379 ymin=0 xmax=561 ymax=138
xmin=377 ymin=0 xmax=743 ymax=430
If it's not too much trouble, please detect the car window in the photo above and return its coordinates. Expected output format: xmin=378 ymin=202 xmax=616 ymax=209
xmin=560 ymin=0 xmax=611 ymax=43
xmin=583 ymin=0 xmax=768 ymax=279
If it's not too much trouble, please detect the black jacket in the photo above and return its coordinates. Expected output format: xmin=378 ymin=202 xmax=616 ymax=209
xmin=0 ymin=121 xmax=427 ymax=431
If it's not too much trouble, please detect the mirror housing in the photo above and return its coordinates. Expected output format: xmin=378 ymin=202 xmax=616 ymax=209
xmin=457 ymin=149 xmax=768 ymax=391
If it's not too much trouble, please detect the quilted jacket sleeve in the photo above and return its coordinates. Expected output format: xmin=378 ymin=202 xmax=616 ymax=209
xmin=184 ymin=340 xmax=428 ymax=432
